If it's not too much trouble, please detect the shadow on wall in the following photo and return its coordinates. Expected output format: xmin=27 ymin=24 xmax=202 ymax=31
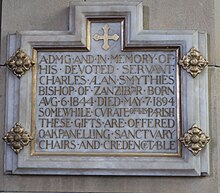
xmin=143 ymin=5 xmax=149 ymax=30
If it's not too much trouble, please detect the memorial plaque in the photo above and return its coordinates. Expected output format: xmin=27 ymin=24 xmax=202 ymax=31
xmin=4 ymin=2 xmax=209 ymax=176
xmin=32 ymin=21 xmax=181 ymax=156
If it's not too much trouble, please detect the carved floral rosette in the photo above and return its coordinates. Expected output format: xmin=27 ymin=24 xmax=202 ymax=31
xmin=179 ymin=47 xmax=208 ymax=78
xmin=5 ymin=48 xmax=35 ymax=78
xmin=179 ymin=124 xmax=210 ymax=156
xmin=3 ymin=122 xmax=32 ymax=154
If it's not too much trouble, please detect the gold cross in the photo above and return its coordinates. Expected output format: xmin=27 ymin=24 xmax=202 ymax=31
xmin=93 ymin=24 xmax=119 ymax=51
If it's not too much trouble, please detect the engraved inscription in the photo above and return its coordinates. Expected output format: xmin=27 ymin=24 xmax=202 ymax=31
xmin=34 ymin=52 xmax=179 ymax=154
xmin=33 ymin=22 xmax=180 ymax=156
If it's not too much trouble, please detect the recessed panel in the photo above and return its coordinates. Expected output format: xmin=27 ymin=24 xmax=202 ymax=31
xmin=32 ymin=22 xmax=181 ymax=157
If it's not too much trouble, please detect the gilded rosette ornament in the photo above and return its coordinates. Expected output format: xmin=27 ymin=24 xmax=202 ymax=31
xmin=5 ymin=48 xmax=35 ymax=78
xmin=179 ymin=124 xmax=210 ymax=156
xmin=3 ymin=122 xmax=32 ymax=154
xmin=179 ymin=47 xmax=208 ymax=78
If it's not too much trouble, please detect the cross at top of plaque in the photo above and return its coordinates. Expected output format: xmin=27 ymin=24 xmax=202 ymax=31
xmin=93 ymin=24 xmax=119 ymax=50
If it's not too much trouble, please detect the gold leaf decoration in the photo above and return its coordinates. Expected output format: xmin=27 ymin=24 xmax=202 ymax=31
xmin=3 ymin=122 xmax=32 ymax=154
xmin=179 ymin=47 xmax=208 ymax=78
xmin=179 ymin=124 xmax=210 ymax=156
xmin=5 ymin=48 xmax=35 ymax=78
